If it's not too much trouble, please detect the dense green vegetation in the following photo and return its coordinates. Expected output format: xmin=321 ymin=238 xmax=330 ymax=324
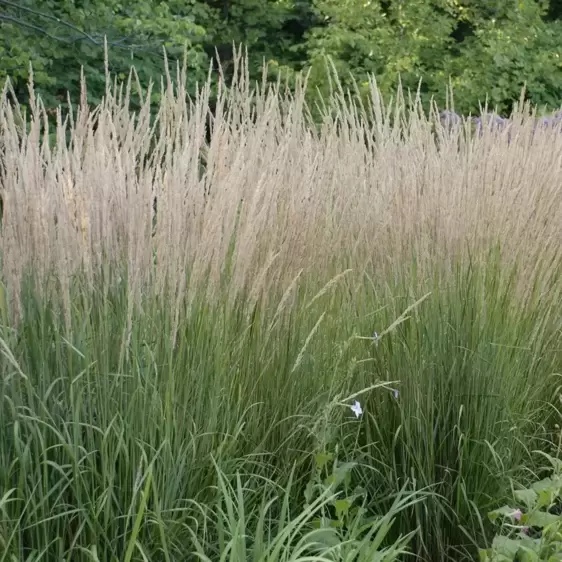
xmin=1 ymin=0 xmax=562 ymax=116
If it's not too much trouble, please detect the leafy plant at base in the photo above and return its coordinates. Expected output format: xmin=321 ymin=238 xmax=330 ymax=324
xmin=479 ymin=452 xmax=562 ymax=561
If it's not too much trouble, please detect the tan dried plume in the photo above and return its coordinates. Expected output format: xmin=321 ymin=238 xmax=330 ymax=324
xmin=1 ymin=52 xmax=562 ymax=334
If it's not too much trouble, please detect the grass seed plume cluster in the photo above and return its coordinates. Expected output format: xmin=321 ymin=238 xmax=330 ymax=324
xmin=1 ymin=55 xmax=562 ymax=561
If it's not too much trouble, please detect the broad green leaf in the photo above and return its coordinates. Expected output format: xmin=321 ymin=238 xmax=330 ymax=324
xmin=491 ymin=535 xmax=523 ymax=558
xmin=524 ymin=511 xmax=560 ymax=528
xmin=515 ymin=488 xmax=538 ymax=509
xmin=489 ymin=505 xmax=519 ymax=522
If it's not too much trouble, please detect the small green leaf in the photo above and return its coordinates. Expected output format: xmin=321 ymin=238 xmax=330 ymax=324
xmin=478 ymin=548 xmax=491 ymax=562
xmin=334 ymin=498 xmax=351 ymax=520
xmin=537 ymin=489 xmax=554 ymax=509
xmin=314 ymin=451 xmax=333 ymax=472
xmin=325 ymin=474 xmax=336 ymax=487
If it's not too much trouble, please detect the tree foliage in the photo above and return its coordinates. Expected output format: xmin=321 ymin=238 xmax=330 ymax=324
xmin=306 ymin=0 xmax=562 ymax=114
xmin=0 ymin=0 xmax=212 ymax=109
xmin=1 ymin=0 xmax=561 ymax=116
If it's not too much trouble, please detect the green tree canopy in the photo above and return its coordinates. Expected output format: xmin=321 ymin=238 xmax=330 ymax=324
xmin=1 ymin=0 xmax=561 ymax=117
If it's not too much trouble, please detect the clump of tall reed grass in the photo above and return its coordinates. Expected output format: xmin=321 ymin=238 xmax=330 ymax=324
xmin=1 ymin=52 xmax=562 ymax=561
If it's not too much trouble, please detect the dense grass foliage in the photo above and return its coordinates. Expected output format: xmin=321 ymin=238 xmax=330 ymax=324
xmin=1 ymin=58 xmax=562 ymax=561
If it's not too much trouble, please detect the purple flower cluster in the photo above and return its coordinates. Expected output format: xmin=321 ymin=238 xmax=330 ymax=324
xmin=471 ymin=114 xmax=510 ymax=134
xmin=438 ymin=110 xmax=462 ymax=129
xmin=437 ymin=109 xmax=562 ymax=141
xmin=532 ymin=110 xmax=562 ymax=132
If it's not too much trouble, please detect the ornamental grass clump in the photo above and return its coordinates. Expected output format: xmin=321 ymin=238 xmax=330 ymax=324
xmin=1 ymin=53 xmax=562 ymax=561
